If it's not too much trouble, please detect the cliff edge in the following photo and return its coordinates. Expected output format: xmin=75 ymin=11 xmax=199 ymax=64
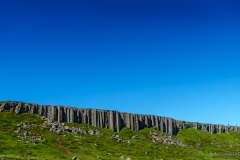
xmin=0 ymin=101 xmax=238 ymax=135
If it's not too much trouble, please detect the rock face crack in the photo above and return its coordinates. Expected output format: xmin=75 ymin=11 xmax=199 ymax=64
xmin=1 ymin=101 xmax=239 ymax=135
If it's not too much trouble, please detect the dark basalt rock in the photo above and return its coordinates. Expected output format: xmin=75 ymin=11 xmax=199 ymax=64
xmin=0 ymin=101 xmax=239 ymax=135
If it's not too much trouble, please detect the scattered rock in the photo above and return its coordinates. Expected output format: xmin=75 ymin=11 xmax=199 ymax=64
xmin=88 ymin=129 xmax=94 ymax=135
xmin=111 ymin=134 xmax=122 ymax=142
xmin=72 ymin=156 xmax=79 ymax=160
xmin=104 ymin=153 xmax=110 ymax=156
xmin=43 ymin=119 xmax=101 ymax=136
xmin=196 ymin=143 xmax=201 ymax=147
xmin=150 ymin=131 xmax=186 ymax=146
xmin=131 ymin=135 xmax=139 ymax=139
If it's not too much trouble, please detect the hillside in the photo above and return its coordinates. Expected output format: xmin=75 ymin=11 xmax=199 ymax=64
xmin=0 ymin=101 xmax=238 ymax=136
xmin=1 ymin=111 xmax=240 ymax=160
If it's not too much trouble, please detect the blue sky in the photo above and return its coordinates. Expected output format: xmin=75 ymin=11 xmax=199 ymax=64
xmin=0 ymin=0 xmax=239 ymax=126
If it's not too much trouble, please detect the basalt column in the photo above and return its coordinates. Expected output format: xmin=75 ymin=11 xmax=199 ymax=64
xmin=168 ymin=118 xmax=176 ymax=135
xmin=38 ymin=105 xmax=43 ymax=117
xmin=43 ymin=105 xmax=48 ymax=118
xmin=163 ymin=117 xmax=167 ymax=132
xmin=51 ymin=106 xmax=56 ymax=121
xmin=80 ymin=109 xmax=85 ymax=124
xmin=138 ymin=115 xmax=144 ymax=131
xmin=150 ymin=115 xmax=155 ymax=128
xmin=116 ymin=111 xmax=121 ymax=132
xmin=125 ymin=113 xmax=131 ymax=129
xmin=76 ymin=110 xmax=81 ymax=123
xmin=195 ymin=122 xmax=198 ymax=130
xmin=70 ymin=108 xmax=74 ymax=123
xmin=29 ymin=104 xmax=35 ymax=114
xmin=109 ymin=111 xmax=116 ymax=132
xmin=99 ymin=110 xmax=102 ymax=127
xmin=130 ymin=114 xmax=135 ymax=131
xmin=96 ymin=110 xmax=101 ymax=128
xmin=57 ymin=107 xmax=62 ymax=122
xmin=86 ymin=109 xmax=92 ymax=125
xmin=15 ymin=103 xmax=22 ymax=114
xmin=155 ymin=116 xmax=159 ymax=130
xmin=92 ymin=109 xmax=97 ymax=127
xmin=144 ymin=115 xmax=149 ymax=128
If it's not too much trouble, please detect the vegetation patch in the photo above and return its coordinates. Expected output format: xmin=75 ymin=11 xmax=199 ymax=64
xmin=1 ymin=111 xmax=240 ymax=159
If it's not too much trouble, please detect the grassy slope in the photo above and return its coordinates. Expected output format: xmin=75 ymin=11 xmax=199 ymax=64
xmin=0 ymin=111 xmax=240 ymax=160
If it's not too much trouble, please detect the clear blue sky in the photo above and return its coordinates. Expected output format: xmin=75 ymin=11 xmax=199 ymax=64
xmin=0 ymin=0 xmax=239 ymax=126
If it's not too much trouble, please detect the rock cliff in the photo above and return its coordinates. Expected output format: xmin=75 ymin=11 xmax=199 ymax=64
xmin=0 ymin=101 xmax=239 ymax=135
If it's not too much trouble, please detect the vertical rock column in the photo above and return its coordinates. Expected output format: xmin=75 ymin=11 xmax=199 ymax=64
xmin=218 ymin=125 xmax=223 ymax=133
xmin=51 ymin=106 xmax=56 ymax=121
xmin=155 ymin=116 xmax=159 ymax=130
xmin=109 ymin=110 xmax=116 ymax=131
xmin=150 ymin=115 xmax=155 ymax=128
xmin=105 ymin=111 xmax=109 ymax=128
xmin=82 ymin=109 xmax=87 ymax=124
xmin=92 ymin=109 xmax=97 ymax=127
xmin=14 ymin=103 xmax=22 ymax=114
xmin=96 ymin=110 xmax=101 ymax=127
xmin=38 ymin=105 xmax=43 ymax=117
xmin=137 ymin=114 xmax=142 ymax=131
xmin=195 ymin=122 xmax=198 ymax=130
xmin=125 ymin=113 xmax=131 ymax=128
xmin=70 ymin=108 xmax=74 ymax=123
xmin=64 ymin=107 xmax=69 ymax=122
xmin=99 ymin=110 xmax=103 ymax=128
xmin=130 ymin=114 xmax=135 ymax=131
xmin=160 ymin=117 xmax=164 ymax=132
xmin=116 ymin=111 xmax=121 ymax=132
xmin=165 ymin=117 xmax=168 ymax=133
xmin=58 ymin=106 xmax=63 ymax=122
xmin=79 ymin=109 xmax=84 ymax=123
xmin=76 ymin=109 xmax=81 ymax=123
xmin=87 ymin=109 xmax=92 ymax=125
xmin=168 ymin=118 xmax=173 ymax=135
xmin=44 ymin=105 xmax=48 ymax=118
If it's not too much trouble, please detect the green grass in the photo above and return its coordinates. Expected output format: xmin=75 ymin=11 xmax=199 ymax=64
xmin=1 ymin=111 xmax=240 ymax=160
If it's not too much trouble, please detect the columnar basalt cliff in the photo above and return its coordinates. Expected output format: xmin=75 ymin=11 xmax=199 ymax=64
xmin=0 ymin=101 xmax=239 ymax=135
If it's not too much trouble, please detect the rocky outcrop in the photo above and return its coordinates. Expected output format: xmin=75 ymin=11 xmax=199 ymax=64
xmin=176 ymin=120 xmax=239 ymax=134
xmin=0 ymin=101 xmax=239 ymax=135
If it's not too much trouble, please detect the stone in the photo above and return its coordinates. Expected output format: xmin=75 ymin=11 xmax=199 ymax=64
xmin=72 ymin=156 xmax=79 ymax=160
xmin=196 ymin=143 xmax=201 ymax=147
xmin=57 ymin=129 xmax=62 ymax=133
xmin=23 ymin=131 xmax=28 ymax=137
xmin=95 ymin=130 xmax=101 ymax=135
xmin=0 ymin=103 xmax=6 ymax=112
xmin=2 ymin=101 xmax=240 ymax=136
xmin=64 ymin=126 xmax=70 ymax=131
xmin=88 ymin=129 xmax=94 ymax=135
